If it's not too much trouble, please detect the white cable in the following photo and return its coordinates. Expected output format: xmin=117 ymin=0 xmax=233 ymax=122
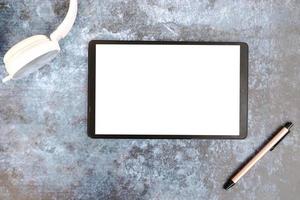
xmin=2 ymin=75 xmax=12 ymax=83
xmin=50 ymin=0 xmax=78 ymax=42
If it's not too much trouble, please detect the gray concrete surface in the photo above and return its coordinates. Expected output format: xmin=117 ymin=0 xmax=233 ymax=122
xmin=0 ymin=0 xmax=299 ymax=199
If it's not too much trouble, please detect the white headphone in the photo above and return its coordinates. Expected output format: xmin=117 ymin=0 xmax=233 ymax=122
xmin=2 ymin=0 xmax=78 ymax=83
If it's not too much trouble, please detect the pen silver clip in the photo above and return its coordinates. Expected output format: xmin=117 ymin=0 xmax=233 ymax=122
xmin=270 ymin=122 xmax=293 ymax=151
xmin=270 ymin=131 xmax=289 ymax=151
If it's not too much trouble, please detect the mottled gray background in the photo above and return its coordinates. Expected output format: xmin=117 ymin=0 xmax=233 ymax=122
xmin=0 ymin=0 xmax=299 ymax=199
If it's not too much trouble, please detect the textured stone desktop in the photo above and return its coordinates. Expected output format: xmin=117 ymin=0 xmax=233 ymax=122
xmin=0 ymin=0 xmax=299 ymax=199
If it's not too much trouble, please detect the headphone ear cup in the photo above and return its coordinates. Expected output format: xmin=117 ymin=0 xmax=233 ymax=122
xmin=4 ymin=35 xmax=49 ymax=62
xmin=3 ymin=35 xmax=60 ymax=81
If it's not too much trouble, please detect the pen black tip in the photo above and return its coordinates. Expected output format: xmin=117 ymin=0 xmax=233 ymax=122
xmin=284 ymin=122 xmax=294 ymax=130
xmin=223 ymin=180 xmax=235 ymax=190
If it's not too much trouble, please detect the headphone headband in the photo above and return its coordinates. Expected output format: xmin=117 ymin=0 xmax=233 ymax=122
xmin=50 ymin=0 xmax=78 ymax=42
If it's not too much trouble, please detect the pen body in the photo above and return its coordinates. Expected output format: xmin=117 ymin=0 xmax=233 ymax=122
xmin=232 ymin=127 xmax=289 ymax=183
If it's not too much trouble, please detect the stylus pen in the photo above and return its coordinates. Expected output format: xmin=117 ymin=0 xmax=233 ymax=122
xmin=224 ymin=122 xmax=294 ymax=190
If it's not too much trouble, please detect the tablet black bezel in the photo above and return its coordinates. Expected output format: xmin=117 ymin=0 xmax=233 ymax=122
xmin=88 ymin=40 xmax=248 ymax=139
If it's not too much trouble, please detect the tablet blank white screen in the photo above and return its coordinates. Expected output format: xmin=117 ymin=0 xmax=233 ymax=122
xmin=95 ymin=44 xmax=240 ymax=135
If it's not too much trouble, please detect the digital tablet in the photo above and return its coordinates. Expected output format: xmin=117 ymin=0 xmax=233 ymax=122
xmin=88 ymin=41 xmax=248 ymax=139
